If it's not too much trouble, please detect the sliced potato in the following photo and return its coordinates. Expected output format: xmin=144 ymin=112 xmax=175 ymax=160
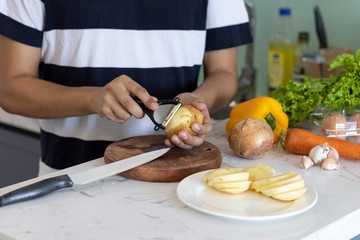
xmin=251 ymin=172 xmax=297 ymax=190
xmin=208 ymin=172 xmax=250 ymax=186
xmin=242 ymin=163 xmax=275 ymax=180
xmin=261 ymin=179 xmax=305 ymax=197
xmin=254 ymin=175 xmax=302 ymax=192
xmin=272 ymin=187 xmax=307 ymax=201
xmin=204 ymin=167 xmax=241 ymax=183
xmin=216 ymin=187 xmax=249 ymax=194
xmin=213 ymin=180 xmax=252 ymax=190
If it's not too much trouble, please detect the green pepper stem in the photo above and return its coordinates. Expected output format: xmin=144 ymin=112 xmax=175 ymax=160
xmin=265 ymin=112 xmax=277 ymax=130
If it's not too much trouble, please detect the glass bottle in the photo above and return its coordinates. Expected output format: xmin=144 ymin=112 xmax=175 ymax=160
xmin=268 ymin=7 xmax=297 ymax=95
xmin=293 ymin=31 xmax=311 ymax=82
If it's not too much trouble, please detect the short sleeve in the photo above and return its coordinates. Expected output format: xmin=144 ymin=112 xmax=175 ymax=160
xmin=205 ymin=0 xmax=253 ymax=51
xmin=0 ymin=0 xmax=45 ymax=47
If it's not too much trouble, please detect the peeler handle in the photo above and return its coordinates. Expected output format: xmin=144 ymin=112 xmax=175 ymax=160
xmin=136 ymin=97 xmax=180 ymax=131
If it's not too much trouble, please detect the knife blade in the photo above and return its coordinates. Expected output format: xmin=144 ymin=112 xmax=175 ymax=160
xmin=0 ymin=148 xmax=170 ymax=207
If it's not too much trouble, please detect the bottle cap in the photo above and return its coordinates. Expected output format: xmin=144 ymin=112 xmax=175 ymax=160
xmin=279 ymin=8 xmax=291 ymax=16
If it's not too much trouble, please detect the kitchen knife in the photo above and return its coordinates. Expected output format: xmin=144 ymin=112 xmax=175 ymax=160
xmin=0 ymin=148 xmax=170 ymax=207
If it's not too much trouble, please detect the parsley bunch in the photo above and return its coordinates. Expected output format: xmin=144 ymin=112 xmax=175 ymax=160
xmin=273 ymin=49 xmax=360 ymax=126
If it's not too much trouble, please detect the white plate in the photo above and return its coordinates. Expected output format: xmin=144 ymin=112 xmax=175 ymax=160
xmin=0 ymin=232 xmax=18 ymax=240
xmin=177 ymin=170 xmax=318 ymax=221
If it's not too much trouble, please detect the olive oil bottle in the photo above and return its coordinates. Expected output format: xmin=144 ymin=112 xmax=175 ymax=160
xmin=268 ymin=8 xmax=296 ymax=95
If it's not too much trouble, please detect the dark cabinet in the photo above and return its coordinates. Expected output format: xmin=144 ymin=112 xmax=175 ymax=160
xmin=0 ymin=125 xmax=40 ymax=188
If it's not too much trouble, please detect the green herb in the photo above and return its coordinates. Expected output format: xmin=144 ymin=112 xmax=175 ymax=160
xmin=323 ymin=49 xmax=360 ymax=107
xmin=272 ymin=78 xmax=323 ymax=126
xmin=273 ymin=49 xmax=360 ymax=126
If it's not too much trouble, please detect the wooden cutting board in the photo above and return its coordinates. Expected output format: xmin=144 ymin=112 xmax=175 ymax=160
xmin=104 ymin=135 xmax=222 ymax=182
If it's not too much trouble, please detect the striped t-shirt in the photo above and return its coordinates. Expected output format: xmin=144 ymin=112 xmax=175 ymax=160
xmin=0 ymin=0 xmax=252 ymax=169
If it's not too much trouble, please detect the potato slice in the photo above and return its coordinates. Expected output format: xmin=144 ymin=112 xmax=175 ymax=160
xmin=207 ymin=172 xmax=250 ymax=187
xmin=213 ymin=180 xmax=252 ymax=190
xmin=251 ymin=172 xmax=297 ymax=189
xmin=216 ymin=187 xmax=249 ymax=194
xmin=204 ymin=167 xmax=241 ymax=183
xmin=272 ymin=187 xmax=307 ymax=201
xmin=255 ymin=175 xmax=302 ymax=192
xmin=261 ymin=179 xmax=305 ymax=197
xmin=242 ymin=163 xmax=275 ymax=180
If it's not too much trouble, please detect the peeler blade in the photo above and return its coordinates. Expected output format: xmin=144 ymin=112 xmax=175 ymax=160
xmin=162 ymin=102 xmax=182 ymax=128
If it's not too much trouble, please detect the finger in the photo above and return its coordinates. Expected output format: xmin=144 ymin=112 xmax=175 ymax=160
xmin=109 ymin=75 xmax=149 ymax=118
xmin=109 ymin=102 xmax=132 ymax=122
xmin=120 ymin=76 xmax=158 ymax=111
xmin=116 ymin=95 xmax=144 ymax=119
xmin=178 ymin=130 xmax=205 ymax=147
xmin=191 ymin=99 xmax=207 ymax=111
xmin=191 ymin=115 xmax=212 ymax=135
xmin=164 ymin=138 xmax=175 ymax=148
xmin=170 ymin=134 xmax=194 ymax=150
xmin=101 ymin=105 xmax=127 ymax=123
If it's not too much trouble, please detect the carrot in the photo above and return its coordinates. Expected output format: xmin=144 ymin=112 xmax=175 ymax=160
xmin=283 ymin=128 xmax=360 ymax=160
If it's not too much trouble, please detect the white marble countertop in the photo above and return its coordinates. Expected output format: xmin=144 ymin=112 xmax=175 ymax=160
xmin=1 ymin=119 xmax=360 ymax=240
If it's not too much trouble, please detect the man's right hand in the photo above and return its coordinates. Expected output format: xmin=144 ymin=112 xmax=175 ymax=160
xmin=90 ymin=74 xmax=159 ymax=123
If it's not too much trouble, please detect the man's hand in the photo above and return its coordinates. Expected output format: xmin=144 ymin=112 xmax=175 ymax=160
xmin=90 ymin=75 xmax=159 ymax=123
xmin=164 ymin=93 xmax=212 ymax=149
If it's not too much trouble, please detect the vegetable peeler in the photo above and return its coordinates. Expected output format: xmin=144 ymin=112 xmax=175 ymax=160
xmin=136 ymin=97 xmax=182 ymax=131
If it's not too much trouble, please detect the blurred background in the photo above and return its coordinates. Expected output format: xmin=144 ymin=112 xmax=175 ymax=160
xmin=238 ymin=0 xmax=360 ymax=97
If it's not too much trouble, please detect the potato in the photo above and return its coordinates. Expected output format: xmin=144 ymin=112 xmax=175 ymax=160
xmin=203 ymin=167 xmax=241 ymax=183
xmin=203 ymin=167 xmax=251 ymax=194
xmin=207 ymin=172 xmax=250 ymax=187
xmin=272 ymin=188 xmax=307 ymax=201
xmin=242 ymin=163 xmax=275 ymax=181
xmin=260 ymin=179 xmax=305 ymax=197
xmin=254 ymin=175 xmax=302 ymax=192
xmin=165 ymin=105 xmax=204 ymax=138
xmin=251 ymin=172 xmax=296 ymax=190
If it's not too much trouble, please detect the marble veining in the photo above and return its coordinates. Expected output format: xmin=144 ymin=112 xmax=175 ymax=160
xmin=0 ymin=120 xmax=360 ymax=240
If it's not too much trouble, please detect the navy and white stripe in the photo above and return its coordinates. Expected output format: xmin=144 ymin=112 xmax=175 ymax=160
xmin=0 ymin=0 xmax=252 ymax=169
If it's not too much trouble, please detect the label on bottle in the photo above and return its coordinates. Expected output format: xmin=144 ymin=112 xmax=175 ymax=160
xmin=268 ymin=50 xmax=285 ymax=90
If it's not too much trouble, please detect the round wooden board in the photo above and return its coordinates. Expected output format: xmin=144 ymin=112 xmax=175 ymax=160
xmin=104 ymin=135 xmax=222 ymax=182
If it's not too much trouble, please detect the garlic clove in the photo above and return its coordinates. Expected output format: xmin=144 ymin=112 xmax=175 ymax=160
xmin=301 ymin=155 xmax=314 ymax=170
xmin=321 ymin=158 xmax=340 ymax=170
xmin=309 ymin=143 xmax=330 ymax=166
xmin=327 ymin=146 xmax=340 ymax=161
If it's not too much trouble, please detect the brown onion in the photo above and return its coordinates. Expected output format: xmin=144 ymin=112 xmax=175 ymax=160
xmin=228 ymin=118 xmax=274 ymax=159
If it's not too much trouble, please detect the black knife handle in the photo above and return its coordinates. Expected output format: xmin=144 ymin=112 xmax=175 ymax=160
xmin=0 ymin=174 xmax=73 ymax=207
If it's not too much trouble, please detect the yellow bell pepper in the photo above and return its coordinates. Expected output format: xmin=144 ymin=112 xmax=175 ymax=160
xmin=226 ymin=97 xmax=289 ymax=143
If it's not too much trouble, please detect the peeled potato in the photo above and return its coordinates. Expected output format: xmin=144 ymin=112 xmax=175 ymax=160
xmin=213 ymin=181 xmax=252 ymax=189
xmin=214 ymin=187 xmax=249 ymax=194
xmin=204 ymin=167 xmax=241 ymax=184
xmin=254 ymin=175 xmax=302 ymax=192
xmin=165 ymin=105 xmax=204 ymax=138
xmin=251 ymin=172 xmax=297 ymax=190
xmin=207 ymin=172 xmax=250 ymax=187
xmin=272 ymin=188 xmax=307 ymax=201
xmin=242 ymin=163 xmax=275 ymax=181
xmin=204 ymin=167 xmax=251 ymax=194
xmin=260 ymin=179 xmax=305 ymax=197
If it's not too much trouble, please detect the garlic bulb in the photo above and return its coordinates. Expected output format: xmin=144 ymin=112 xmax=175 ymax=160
xmin=327 ymin=146 xmax=339 ymax=161
xmin=301 ymin=155 xmax=314 ymax=170
xmin=309 ymin=142 xmax=330 ymax=166
xmin=322 ymin=158 xmax=340 ymax=170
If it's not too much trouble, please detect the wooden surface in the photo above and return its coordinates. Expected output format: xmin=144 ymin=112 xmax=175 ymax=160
xmin=104 ymin=135 xmax=222 ymax=182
